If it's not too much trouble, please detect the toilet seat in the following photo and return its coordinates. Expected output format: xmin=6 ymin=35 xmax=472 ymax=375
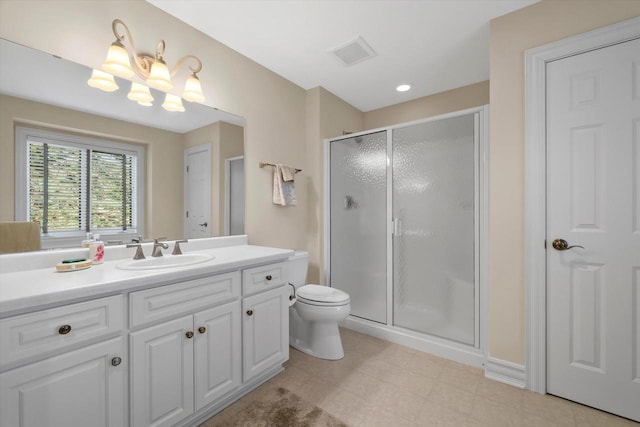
xmin=296 ymin=284 xmax=350 ymax=306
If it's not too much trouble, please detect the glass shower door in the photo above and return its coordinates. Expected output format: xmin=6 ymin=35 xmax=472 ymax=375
xmin=392 ymin=115 xmax=476 ymax=345
xmin=330 ymin=131 xmax=387 ymax=324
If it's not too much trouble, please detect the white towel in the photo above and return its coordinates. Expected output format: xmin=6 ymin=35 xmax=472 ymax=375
xmin=273 ymin=164 xmax=297 ymax=206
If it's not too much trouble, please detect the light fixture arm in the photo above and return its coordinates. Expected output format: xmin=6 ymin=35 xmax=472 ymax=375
xmin=111 ymin=19 xmax=202 ymax=80
xmin=111 ymin=19 xmax=151 ymax=79
xmin=170 ymin=54 xmax=203 ymax=77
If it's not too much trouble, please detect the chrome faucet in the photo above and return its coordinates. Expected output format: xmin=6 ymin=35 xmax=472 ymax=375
xmin=152 ymin=238 xmax=169 ymax=257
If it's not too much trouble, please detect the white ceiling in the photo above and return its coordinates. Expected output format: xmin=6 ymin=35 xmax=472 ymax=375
xmin=147 ymin=0 xmax=538 ymax=112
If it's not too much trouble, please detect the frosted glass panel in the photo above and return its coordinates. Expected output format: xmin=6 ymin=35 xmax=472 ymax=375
xmin=392 ymin=115 xmax=475 ymax=345
xmin=330 ymin=131 xmax=387 ymax=323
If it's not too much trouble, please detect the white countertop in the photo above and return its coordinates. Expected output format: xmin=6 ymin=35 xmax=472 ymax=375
xmin=0 ymin=239 xmax=293 ymax=316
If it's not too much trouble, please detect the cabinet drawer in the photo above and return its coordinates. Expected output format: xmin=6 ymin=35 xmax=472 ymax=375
xmin=0 ymin=295 xmax=123 ymax=368
xmin=130 ymin=271 xmax=240 ymax=328
xmin=242 ymin=262 xmax=288 ymax=296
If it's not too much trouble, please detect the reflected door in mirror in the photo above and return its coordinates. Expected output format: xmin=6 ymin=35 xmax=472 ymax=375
xmin=185 ymin=145 xmax=211 ymax=239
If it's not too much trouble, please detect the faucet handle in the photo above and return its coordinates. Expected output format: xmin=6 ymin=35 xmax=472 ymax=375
xmin=172 ymin=239 xmax=188 ymax=255
xmin=126 ymin=243 xmax=146 ymax=260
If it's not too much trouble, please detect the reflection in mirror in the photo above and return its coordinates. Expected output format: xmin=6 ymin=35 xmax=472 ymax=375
xmin=0 ymin=39 xmax=245 ymax=253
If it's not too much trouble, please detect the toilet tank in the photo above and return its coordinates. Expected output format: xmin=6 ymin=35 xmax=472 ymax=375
xmin=287 ymin=251 xmax=309 ymax=286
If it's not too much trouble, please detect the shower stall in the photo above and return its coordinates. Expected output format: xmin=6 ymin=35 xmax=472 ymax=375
xmin=326 ymin=107 xmax=487 ymax=362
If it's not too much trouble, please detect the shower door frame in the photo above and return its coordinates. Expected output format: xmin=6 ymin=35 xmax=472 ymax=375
xmin=323 ymin=105 xmax=489 ymax=366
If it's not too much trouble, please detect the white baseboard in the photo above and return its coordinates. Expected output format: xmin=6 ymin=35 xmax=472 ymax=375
xmin=484 ymin=356 xmax=526 ymax=389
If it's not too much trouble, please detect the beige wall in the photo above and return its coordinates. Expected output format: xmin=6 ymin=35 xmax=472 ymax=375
xmin=0 ymin=94 xmax=184 ymax=239
xmin=363 ymin=81 xmax=489 ymax=129
xmin=306 ymin=87 xmax=364 ymax=283
xmin=489 ymin=1 xmax=640 ymax=364
xmin=0 ymin=0 xmax=308 ymax=251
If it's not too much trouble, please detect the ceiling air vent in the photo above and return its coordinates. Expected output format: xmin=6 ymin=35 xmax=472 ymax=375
xmin=329 ymin=36 xmax=377 ymax=67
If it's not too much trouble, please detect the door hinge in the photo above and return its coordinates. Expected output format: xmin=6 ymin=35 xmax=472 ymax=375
xmin=544 ymin=239 xmax=546 ymax=249
xmin=186 ymin=165 xmax=189 ymax=173
xmin=186 ymin=211 xmax=189 ymax=218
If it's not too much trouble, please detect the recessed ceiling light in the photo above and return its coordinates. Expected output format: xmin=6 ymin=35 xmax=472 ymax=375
xmin=396 ymin=84 xmax=412 ymax=92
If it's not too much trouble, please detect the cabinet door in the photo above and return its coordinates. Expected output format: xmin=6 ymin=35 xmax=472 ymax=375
xmin=243 ymin=286 xmax=289 ymax=382
xmin=194 ymin=300 xmax=241 ymax=410
xmin=130 ymin=316 xmax=194 ymax=427
xmin=0 ymin=337 xmax=125 ymax=427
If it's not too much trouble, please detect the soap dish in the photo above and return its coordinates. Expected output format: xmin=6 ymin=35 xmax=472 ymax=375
xmin=56 ymin=259 xmax=92 ymax=272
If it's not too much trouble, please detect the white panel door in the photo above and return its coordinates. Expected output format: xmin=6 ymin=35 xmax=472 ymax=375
xmin=130 ymin=316 xmax=194 ymax=427
xmin=546 ymin=38 xmax=640 ymax=421
xmin=185 ymin=145 xmax=211 ymax=239
xmin=0 ymin=338 xmax=125 ymax=427
xmin=194 ymin=300 xmax=241 ymax=410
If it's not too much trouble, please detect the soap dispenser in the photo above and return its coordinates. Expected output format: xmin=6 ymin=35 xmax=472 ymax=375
xmin=90 ymin=234 xmax=105 ymax=264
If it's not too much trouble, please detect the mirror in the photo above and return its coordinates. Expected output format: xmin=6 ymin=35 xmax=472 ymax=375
xmin=0 ymin=38 xmax=245 ymax=251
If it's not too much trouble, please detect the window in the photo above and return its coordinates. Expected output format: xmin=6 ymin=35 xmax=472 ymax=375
xmin=16 ymin=127 xmax=144 ymax=248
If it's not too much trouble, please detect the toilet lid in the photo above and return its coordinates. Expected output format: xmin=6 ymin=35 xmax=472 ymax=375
xmin=296 ymin=284 xmax=349 ymax=304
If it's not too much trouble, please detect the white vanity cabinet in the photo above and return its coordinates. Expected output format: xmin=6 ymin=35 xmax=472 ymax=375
xmin=0 ymin=240 xmax=293 ymax=427
xmin=242 ymin=262 xmax=290 ymax=383
xmin=129 ymin=272 xmax=241 ymax=427
xmin=0 ymin=296 xmax=126 ymax=427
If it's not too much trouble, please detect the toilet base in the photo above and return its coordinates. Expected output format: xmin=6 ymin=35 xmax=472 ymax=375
xmin=289 ymin=304 xmax=348 ymax=360
xmin=290 ymin=322 xmax=345 ymax=360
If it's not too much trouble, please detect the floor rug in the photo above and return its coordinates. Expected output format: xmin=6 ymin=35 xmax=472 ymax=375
xmin=202 ymin=385 xmax=348 ymax=427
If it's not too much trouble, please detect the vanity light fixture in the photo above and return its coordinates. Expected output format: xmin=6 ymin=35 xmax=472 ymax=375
xmin=87 ymin=69 xmax=119 ymax=92
xmin=89 ymin=19 xmax=205 ymax=111
xmin=162 ymin=93 xmax=185 ymax=112
xmin=127 ymin=82 xmax=154 ymax=106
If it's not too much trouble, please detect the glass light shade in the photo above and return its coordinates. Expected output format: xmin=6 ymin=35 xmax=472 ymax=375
xmin=182 ymin=74 xmax=205 ymax=103
xmin=102 ymin=41 xmax=134 ymax=79
xmin=146 ymin=60 xmax=173 ymax=91
xmin=87 ymin=69 xmax=119 ymax=92
xmin=162 ymin=93 xmax=185 ymax=112
xmin=127 ymin=82 xmax=154 ymax=105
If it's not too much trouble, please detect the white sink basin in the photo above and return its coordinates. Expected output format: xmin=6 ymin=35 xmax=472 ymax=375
xmin=116 ymin=253 xmax=214 ymax=271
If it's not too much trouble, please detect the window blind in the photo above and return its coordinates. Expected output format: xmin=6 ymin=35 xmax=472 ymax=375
xmin=26 ymin=139 xmax=137 ymax=234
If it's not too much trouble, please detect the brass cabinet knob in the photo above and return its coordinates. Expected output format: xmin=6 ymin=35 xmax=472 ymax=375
xmin=247 ymin=309 xmax=254 ymax=316
xmin=186 ymin=331 xmax=194 ymax=339
xmin=265 ymin=275 xmax=272 ymax=281
xmin=198 ymin=326 xmax=206 ymax=334
xmin=111 ymin=357 xmax=122 ymax=366
xmin=58 ymin=325 xmax=72 ymax=335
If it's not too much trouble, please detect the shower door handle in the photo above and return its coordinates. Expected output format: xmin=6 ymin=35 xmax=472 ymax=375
xmin=392 ymin=218 xmax=402 ymax=237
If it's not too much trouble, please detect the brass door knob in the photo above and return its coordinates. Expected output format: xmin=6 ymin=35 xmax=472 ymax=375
xmin=552 ymin=239 xmax=585 ymax=251
xmin=58 ymin=325 xmax=72 ymax=335
xmin=265 ymin=275 xmax=272 ymax=281
xmin=186 ymin=331 xmax=194 ymax=339
xmin=198 ymin=326 xmax=206 ymax=334
xmin=247 ymin=309 xmax=254 ymax=316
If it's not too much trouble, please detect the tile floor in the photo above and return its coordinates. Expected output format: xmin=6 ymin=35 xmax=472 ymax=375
xmin=210 ymin=328 xmax=639 ymax=427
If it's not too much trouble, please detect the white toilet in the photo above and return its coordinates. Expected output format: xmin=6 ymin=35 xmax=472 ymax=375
xmin=288 ymin=251 xmax=351 ymax=360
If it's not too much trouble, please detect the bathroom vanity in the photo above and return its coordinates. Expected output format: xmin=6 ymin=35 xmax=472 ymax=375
xmin=0 ymin=236 xmax=292 ymax=427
